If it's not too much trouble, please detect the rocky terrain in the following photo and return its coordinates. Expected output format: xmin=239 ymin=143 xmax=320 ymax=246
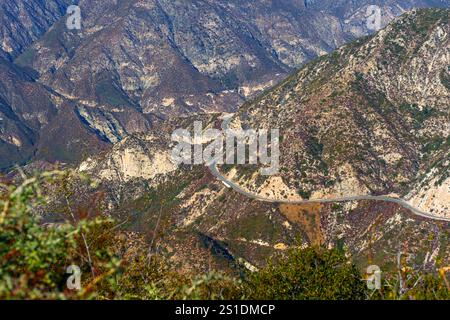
xmin=0 ymin=56 xmax=108 ymax=170
xmin=1 ymin=0 xmax=449 ymax=170
xmin=228 ymin=8 xmax=450 ymax=218
xmin=0 ymin=0 xmax=72 ymax=59
xmin=71 ymin=9 xmax=450 ymax=273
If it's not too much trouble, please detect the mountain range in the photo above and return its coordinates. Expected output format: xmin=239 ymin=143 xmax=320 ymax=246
xmin=1 ymin=0 xmax=449 ymax=170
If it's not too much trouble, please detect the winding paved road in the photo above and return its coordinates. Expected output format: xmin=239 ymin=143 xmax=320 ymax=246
xmin=208 ymin=115 xmax=450 ymax=222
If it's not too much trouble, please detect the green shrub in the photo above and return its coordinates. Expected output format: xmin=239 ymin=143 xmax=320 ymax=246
xmin=243 ymin=247 xmax=367 ymax=300
xmin=0 ymin=171 xmax=122 ymax=299
xmin=0 ymin=171 xmax=240 ymax=300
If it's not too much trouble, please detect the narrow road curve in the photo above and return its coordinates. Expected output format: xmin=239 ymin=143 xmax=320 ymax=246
xmin=208 ymin=115 xmax=450 ymax=222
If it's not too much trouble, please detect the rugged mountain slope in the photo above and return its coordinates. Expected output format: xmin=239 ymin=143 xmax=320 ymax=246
xmin=0 ymin=0 xmax=111 ymax=169
xmin=0 ymin=57 xmax=108 ymax=170
xmin=81 ymin=159 xmax=450 ymax=273
xmin=16 ymin=0 xmax=449 ymax=139
xmin=75 ymin=129 xmax=450 ymax=273
xmin=227 ymin=8 xmax=449 ymax=218
xmin=0 ymin=0 xmax=72 ymax=59
xmin=0 ymin=58 xmax=46 ymax=167
xmin=74 ymin=9 xmax=450 ymax=272
xmin=1 ymin=0 xmax=447 ymax=170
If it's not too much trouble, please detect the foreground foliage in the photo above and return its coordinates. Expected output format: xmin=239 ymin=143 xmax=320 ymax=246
xmin=0 ymin=171 xmax=239 ymax=300
xmin=0 ymin=171 xmax=448 ymax=300
xmin=243 ymin=247 xmax=367 ymax=300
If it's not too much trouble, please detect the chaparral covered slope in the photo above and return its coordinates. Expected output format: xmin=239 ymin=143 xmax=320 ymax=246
xmin=227 ymin=8 xmax=449 ymax=218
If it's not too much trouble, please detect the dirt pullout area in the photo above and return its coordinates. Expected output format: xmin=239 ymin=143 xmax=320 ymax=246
xmin=280 ymin=203 xmax=324 ymax=246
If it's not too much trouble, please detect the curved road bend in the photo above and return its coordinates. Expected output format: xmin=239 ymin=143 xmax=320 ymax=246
xmin=209 ymin=115 xmax=450 ymax=222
